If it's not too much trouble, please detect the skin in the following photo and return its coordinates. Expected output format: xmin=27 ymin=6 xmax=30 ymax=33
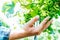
xmin=9 ymin=16 xmax=53 ymax=40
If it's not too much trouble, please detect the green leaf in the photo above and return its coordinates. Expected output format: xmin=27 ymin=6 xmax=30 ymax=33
xmin=2 ymin=2 xmax=15 ymax=14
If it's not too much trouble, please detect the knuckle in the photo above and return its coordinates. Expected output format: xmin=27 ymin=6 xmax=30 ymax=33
xmin=35 ymin=30 xmax=40 ymax=35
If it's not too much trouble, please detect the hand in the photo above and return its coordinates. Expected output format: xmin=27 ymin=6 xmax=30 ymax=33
xmin=9 ymin=16 xmax=53 ymax=40
xmin=23 ymin=16 xmax=53 ymax=35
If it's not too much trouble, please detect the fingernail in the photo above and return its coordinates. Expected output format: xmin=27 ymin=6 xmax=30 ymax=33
xmin=51 ymin=19 xmax=53 ymax=21
xmin=48 ymin=16 xmax=50 ymax=18
xmin=36 ymin=15 xmax=39 ymax=19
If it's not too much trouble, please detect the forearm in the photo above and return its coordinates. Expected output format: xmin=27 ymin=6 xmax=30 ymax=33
xmin=9 ymin=30 xmax=27 ymax=40
xmin=9 ymin=29 xmax=38 ymax=40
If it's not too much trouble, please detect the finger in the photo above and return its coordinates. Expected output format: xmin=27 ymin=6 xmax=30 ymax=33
xmin=39 ymin=16 xmax=50 ymax=26
xmin=36 ymin=19 xmax=53 ymax=35
xmin=36 ymin=17 xmax=50 ymax=33
xmin=26 ymin=15 xmax=39 ymax=27
xmin=42 ymin=19 xmax=53 ymax=30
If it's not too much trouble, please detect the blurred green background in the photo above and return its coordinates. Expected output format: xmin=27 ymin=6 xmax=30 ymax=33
xmin=0 ymin=0 xmax=60 ymax=40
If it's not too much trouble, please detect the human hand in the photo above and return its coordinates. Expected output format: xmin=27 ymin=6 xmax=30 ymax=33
xmin=23 ymin=16 xmax=53 ymax=36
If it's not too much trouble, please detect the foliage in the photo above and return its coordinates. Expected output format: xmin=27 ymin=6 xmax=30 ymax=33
xmin=2 ymin=1 xmax=15 ymax=14
xmin=18 ymin=0 xmax=60 ymax=33
xmin=1 ymin=0 xmax=60 ymax=40
xmin=0 ymin=20 xmax=9 ymax=28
